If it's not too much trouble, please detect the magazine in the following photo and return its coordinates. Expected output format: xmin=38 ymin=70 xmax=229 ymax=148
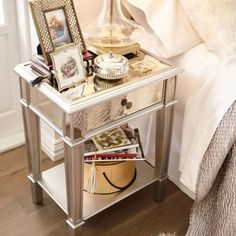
xmin=84 ymin=149 xmax=144 ymax=162
xmin=92 ymin=127 xmax=132 ymax=150
xmin=84 ymin=127 xmax=145 ymax=162
xmin=84 ymin=140 xmax=139 ymax=156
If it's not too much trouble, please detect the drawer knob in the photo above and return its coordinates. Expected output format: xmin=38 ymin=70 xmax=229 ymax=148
xmin=126 ymin=102 xmax=133 ymax=110
xmin=121 ymin=98 xmax=128 ymax=106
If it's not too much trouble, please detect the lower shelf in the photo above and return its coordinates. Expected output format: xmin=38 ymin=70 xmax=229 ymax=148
xmin=36 ymin=161 xmax=157 ymax=220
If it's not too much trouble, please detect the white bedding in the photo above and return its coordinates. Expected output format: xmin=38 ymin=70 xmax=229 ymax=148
xmin=124 ymin=0 xmax=236 ymax=195
xmin=134 ymin=43 xmax=236 ymax=195
xmin=124 ymin=0 xmax=201 ymax=58
xmin=168 ymin=44 xmax=221 ymax=195
xmin=178 ymin=51 xmax=236 ymax=193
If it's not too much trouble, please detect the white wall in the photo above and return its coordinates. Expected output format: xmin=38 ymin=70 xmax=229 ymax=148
xmin=0 ymin=0 xmax=25 ymax=153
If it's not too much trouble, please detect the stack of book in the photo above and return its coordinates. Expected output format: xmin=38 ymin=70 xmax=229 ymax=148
xmin=83 ymin=50 xmax=96 ymax=76
xmin=84 ymin=127 xmax=145 ymax=162
xmin=30 ymin=54 xmax=53 ymax=87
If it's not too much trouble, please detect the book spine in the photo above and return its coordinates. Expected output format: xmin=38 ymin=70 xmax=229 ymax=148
xmin=84 ymin=158 xmax=139 ymax=162
xmin=85 ymin=66 xmax=93 ymax=76
xmin=30 ymin=57 xmax=52 ymax=71
xmin=83 ymin=50 xmax=96 ymax=76
xmin=84 ymin=155 xmax=145 ymax=162
xmin=86 ymin=153 xmax=137 ymax=158
xmin=123 ymin=128 xmax=137 ymax=145
xmin=83 ymin=59 xmax=94 ymax=68
xmin=30 ymin=62 xmax=51 ymax=77
xmin=84 ymin=153 xmax=140 ymax=162
xmin=134 ymin=128 xmax=145 ymax=159
xmin=29 ymin=72 xmax=47 ymax=87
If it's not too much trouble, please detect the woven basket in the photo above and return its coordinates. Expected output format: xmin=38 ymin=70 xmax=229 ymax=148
xmin=84 ymin=161 xmax=136 ymax=194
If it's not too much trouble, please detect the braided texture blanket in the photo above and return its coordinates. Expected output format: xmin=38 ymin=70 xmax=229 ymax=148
xmin=186 ymin=101 xmax=236 ymax=235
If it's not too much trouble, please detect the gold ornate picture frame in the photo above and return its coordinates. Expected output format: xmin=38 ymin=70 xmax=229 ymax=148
xmin=50 ymin=44 xmax=86 ymax=92
xmin=29 ymin=0 xmax=86 ymax=64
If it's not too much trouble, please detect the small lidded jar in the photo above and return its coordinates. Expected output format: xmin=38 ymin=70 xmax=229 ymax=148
xmin=94 ymin=52 xmax=129 ymax=80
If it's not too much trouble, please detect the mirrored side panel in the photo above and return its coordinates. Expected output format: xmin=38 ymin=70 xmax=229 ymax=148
xmin=29 ymin=86 xmax=65 ymax=135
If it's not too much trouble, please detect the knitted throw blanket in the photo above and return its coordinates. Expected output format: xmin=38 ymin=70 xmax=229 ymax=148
xmin=186 ymin=101 xmax=236 ymax=236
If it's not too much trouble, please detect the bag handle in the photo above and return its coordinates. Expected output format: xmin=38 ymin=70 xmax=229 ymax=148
xmin=102 ymin=168 xmax=137 ymax=191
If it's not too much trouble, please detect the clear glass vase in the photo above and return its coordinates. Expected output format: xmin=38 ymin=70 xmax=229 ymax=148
xmin=82 ymin=0 xmax=143 ymax=48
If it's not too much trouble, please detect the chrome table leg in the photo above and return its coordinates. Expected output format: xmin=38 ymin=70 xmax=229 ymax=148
xmin=22 ymin=103 xmax=43 ymax=204
xmin=64 ymin=141 xmax=85 ymax=229
xmin=155 ymin=77 xmax=176 ymax=202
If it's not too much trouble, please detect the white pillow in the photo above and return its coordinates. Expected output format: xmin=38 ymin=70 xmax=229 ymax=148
xmin=180 ymin=0 xmax=236 ymax=59
xmin=124 ymin=0 xmax=201 ymax=58
xmin=122 ymin=1 xmax=168 ymax=58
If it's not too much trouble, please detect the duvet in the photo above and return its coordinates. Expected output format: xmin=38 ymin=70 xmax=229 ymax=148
xmin=186 ymin=100 xmax=236 ymax=235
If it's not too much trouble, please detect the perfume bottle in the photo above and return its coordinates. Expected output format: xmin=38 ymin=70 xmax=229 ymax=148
xmin=82 ymin=0 xmax=144 ymax=48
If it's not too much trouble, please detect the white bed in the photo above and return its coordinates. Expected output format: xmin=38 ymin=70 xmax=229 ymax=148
xmin=169 ymin=44 xmax=236 ymax=196
xmin=124 ymin=0 xmax=236 ymax=198
xmin=169 ymin=43 xmax=221 ymax=197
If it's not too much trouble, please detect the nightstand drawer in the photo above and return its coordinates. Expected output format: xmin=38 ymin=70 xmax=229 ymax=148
xmin=125 ymin=81 xmax=163 ymax=115
xmin=73 ymin=80 xmax=164 ymax=132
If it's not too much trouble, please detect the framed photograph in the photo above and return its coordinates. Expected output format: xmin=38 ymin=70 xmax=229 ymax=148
xmin=51 ymin=45 xmax=86 ymax=92
xmin=29 ymin=0 xmax=86 ymax=64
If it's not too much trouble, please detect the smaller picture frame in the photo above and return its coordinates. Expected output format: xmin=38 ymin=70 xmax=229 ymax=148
xmin=51 ymin=45 xmax=86 ymax=92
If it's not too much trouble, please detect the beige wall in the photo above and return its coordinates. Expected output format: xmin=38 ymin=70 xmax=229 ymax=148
xmin=74 ymin=0 xmax=103 ymax=25
xmin=29 ymin=0 xmax=103 ymax=55
xmin=74 ymin=0 xmax=131 ymax=26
